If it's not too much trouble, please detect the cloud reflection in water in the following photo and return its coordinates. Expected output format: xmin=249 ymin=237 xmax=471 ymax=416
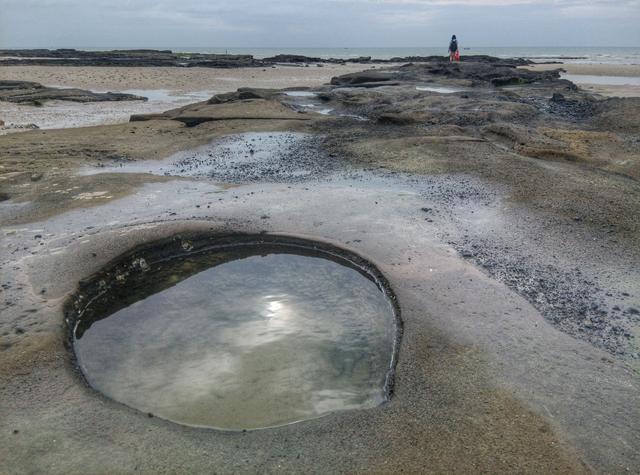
xmin=76 ymin=253 xmax=396 ymax=429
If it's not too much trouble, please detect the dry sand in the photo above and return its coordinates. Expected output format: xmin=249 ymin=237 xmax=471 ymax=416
xmin=0 ymin=63 xmax=374 ymax=130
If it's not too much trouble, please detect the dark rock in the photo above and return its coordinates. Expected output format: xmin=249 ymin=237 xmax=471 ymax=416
xmin=264 ymin=54 xmax=326 ymax=64
xmin=208 ymin=88 xmax=280 ymax=104
xmin=0 ymin=49 xmax=262 ymax=68
xmin=330 ymin=71 xmax=397 ymax=86
xmin=0 ymin=80 xmax=146 ymax=104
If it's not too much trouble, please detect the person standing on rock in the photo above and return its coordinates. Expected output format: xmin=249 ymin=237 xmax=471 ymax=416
xmin=449 ymin=35 xmax=460 ymax=62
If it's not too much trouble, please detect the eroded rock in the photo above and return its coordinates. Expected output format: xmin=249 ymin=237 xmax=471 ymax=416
xmin=0 ymin=80 xmax=146 ymax=104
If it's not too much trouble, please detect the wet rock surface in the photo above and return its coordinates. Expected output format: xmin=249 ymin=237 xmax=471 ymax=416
xmin=0 ymin=49 xmax=263 ymax=68
xmin=130 ymin=96 xmax=310 ymax=126
xmin=0 ymin=80 xmax=146 ymax=104
xmin=330 ymin=61 xmax=561 ymax=87
xmin=168 ymin=133 xmax=342 ymax=183
xmin=85 ymin=132 xmax=344 ymax=183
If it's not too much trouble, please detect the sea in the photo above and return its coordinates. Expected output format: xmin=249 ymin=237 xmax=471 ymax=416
xmin=116 ymin=46 xmax=640 ymax=65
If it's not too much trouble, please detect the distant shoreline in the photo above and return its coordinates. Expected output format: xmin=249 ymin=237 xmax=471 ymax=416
xmin=0 ymin=48 xmax=534 ymax=68
xmin=2 ymin=51 xmax=639 ymax=132
xmin=4 ymin=46 xmax=639 ymax=64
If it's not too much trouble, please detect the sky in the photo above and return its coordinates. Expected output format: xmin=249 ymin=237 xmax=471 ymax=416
xmin=1 ymin=0 xmax=639 ymax=49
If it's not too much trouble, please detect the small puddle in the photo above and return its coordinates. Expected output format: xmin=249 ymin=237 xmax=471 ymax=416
xmin=416 ymin=85 xmax=467 ymax=94
xmin=282 ymin=90 xmax=318 ymax=97
xmin=67 ymin=235 xmax=400 ymax=430
xmin=280 ymin=91 xmax=368 ymax=121
xmin=297 ymin=103 xmax=335 ymax=115
xmin=121 ymin=89 xmax=213 ymax=103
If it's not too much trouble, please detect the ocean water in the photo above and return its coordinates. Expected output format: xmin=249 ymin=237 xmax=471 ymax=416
xmin=126 ymin=46 xmax=640 ymax=65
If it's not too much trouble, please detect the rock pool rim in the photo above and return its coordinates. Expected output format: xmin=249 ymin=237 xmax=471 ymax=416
xmin=63 ymin=232 xmax=403 ymax=431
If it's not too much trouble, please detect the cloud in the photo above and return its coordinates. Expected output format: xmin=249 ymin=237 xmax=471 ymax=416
xmin=557 ymin=0 xmax=640 ymax=18
xmin=372 ymin=10 xmax=436 ymax=26
xmin=1 ymin=0 xmax=638 ymax=47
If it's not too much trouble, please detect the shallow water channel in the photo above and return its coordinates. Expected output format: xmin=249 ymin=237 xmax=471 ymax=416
xmin=72 ymin=242 xmax=398 ymax=430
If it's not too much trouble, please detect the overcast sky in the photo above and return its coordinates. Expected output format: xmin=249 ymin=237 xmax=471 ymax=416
xmin=1 ymin=0 xmax=639 ymax=49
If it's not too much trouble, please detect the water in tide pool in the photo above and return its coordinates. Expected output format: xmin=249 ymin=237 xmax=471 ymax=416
xmin=74 ymin=250 xmax=398 ymax=430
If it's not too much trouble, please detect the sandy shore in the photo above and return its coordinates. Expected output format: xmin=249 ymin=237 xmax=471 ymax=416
xmin=523 ymin=63 xmax=640 ymax=97
xmin=568 ymin=83 xmax=640 ymax=98
xmin=0 ymin=64 xmax=376 ymax=93
xmin=0 ymin=63 xmax=373 ymax=130
xmin=525 ymin=63 xmax=640 ymax=77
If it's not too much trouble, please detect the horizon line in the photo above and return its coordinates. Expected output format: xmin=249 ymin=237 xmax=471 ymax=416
xmin=3 ymin=45 xmax=640 ymax=50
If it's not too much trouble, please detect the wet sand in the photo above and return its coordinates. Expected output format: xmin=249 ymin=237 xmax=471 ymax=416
xmin=524 ymin=63 xmax=640 ymax=97
xmin=0 ymin=64 xmax=376 ymax=93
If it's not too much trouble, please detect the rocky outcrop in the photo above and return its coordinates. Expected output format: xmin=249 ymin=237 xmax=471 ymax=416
xmin=329 ymin=61 xmax=561 ymax=88
xmin=0 ymin=49 xmax=532 ymax=68
xmin=0 ymin=49 xmax=261 ymax=68
xmin=131 ymin=92 xmax=311 ymax=127
xmin=208 ymin=88 xmax=282 ymax=104
xmin=0 ymin=80 xmax=145 ymax=104
xmin=388 ymin=55 xmax=531 ymax=66
xmin=263 ymin=54 xmax=373 ymax=64
xmin=330 ymin=71 xmax=399 ymax=87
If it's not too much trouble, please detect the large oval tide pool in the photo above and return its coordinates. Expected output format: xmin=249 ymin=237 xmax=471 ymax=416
xmin=72 ymin=243 xmax=399 ymax=430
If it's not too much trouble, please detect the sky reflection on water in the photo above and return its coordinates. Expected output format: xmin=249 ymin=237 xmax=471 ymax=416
xmin=75 ymin=252 xmax=396 ymax=430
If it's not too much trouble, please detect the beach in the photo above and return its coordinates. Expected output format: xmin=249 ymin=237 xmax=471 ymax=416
xmin=1 ymin=54 xmax=639 ymax=473
xmin=524 ymin=62 xmax=640 ymax=97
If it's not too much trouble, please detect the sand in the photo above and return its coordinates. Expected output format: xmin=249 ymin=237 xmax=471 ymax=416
xmin=0 ymin=64 xmax=376 ymax=93
xmin=0 ymin=63 xmax=374 ymax=130
xmin=569 ymin=83 xmax=640 ymax=98
xmin=524 ymin=63 xmax=640 ymax=97
xmin=525 ymin=63 xmax=640 ymax=77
